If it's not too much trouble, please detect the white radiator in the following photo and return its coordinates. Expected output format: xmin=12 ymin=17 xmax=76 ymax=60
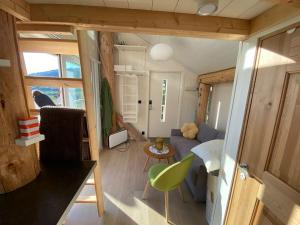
xmin=108 ymin=129 xmax=128 ymax=149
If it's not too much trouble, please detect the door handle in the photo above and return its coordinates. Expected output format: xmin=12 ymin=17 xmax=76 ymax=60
xmin=239 ymin=163 xmax=249 ymax=180
xmin=149 ymin=100 xmax=152 ymax=110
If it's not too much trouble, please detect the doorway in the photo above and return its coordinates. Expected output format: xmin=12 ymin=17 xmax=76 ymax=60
xmin=148 ymin=71 xmax=181 ymax=137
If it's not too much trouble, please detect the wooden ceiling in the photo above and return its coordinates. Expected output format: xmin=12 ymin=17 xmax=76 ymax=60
xmin=25 ymin=0 xmax=277 ymax=19
xmin=1 ymin=0 xmax=300 ymax=41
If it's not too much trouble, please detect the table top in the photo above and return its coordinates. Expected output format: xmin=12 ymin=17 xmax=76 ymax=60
xmin=144 ymin=143 xmax=175 ymax=159
xmin=0 ymin=160 xmax=96 ymax=225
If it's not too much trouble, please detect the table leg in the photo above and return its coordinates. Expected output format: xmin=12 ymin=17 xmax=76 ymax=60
xmin=167 ymin=158 xmax=170 ymax=164
xmin=143 ymin=156 xmax=150 ymax=171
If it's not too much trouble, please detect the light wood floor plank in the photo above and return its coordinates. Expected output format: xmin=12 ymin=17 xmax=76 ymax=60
xmin=65 ymin=141 xmax=208 ymax=225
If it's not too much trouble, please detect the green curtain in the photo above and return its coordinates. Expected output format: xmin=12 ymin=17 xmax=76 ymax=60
xmin=101 ymin=78 xmax=113 ymax=140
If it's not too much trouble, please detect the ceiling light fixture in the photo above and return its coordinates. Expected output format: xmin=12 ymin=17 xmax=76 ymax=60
xmin=150 ymin=43 xmax=173 ymax=61
xmin=197 ymin=0 xmax=219 ymax=16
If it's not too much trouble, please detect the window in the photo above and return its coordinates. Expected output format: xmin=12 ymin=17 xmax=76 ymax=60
xmin=64 ymin=88 xmax=85 ymax=109
xmin=23 ymin=53 xmax=60 ymax=77
xmin=31 ymin=86 xmax=63 ymax=107
xmin=160 ymin=79 xmax=168 ymax=122
xmin=61 ymin=55 xmax=81 ymax=78
xmin=23 ymin=52 xmax=85 ymax=112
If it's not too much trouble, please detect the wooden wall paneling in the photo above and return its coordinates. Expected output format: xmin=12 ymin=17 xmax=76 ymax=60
xmin=77 ymin=30 xmax=104 ymax=216
xmin=196 ymin=83 xmax=211 ymax=124
xmin=99 ymin=32 xmax=117 ymax=133
xmin=16 ymin=24 xmax=74 ymax=35
xmin=18 ymin=38 xmax=79 ymax=55
xmin=0 ymin=10 xmax=39 ymax=193
xmin=29 ymin=4 xmax=250 ymax=40
xmin=198 ymin=67 xmax=236 ymax=85
xmin=0 ymin=0 xmax=30 ymax=21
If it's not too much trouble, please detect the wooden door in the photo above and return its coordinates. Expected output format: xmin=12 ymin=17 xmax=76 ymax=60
xmin=225 ymin=25 xmax=300 ymax=225
xmin=148 ymin=72 xmax=181 ymax=137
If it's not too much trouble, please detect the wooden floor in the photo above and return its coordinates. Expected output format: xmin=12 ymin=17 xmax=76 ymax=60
xmin=65 ymin=141 xmax=208 ymax=225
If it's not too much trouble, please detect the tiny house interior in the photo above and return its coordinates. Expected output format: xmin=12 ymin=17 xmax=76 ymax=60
xmin=1 ymin=1 xmax=300 ymax=225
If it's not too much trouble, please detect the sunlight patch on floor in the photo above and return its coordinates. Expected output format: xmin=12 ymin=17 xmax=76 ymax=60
xmin=104 ymin=192 xmax=169 ymax=225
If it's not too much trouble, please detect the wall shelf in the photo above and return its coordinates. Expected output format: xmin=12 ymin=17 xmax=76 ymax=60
xmin=114 ymin=44 xmax=147 ymax=51
xmin=15 ymin=134 xmax=45 ymax=147
xmin=120 ymin=75 xmax=138 ymax=123
xmin=115 ymin=69 xmax=148 ymax=76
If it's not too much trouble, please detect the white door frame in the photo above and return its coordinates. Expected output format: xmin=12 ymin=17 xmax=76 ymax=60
xmin=147 ymin=70 xmax=183 ymax=137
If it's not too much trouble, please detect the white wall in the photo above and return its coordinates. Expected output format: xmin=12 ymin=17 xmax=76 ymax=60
xmin=211 ymin=15 xmax=300 ymax=225
xmin=115 ymin=33 xmax=198 ymax=137
xmin=208 ymin=82 xmax=233 ymax=132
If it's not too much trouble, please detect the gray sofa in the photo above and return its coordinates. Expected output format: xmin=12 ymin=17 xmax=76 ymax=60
xmin=170 ymin=123 xmax=225 ymax=202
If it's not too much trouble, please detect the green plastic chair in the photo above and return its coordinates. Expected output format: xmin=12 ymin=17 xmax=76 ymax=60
xmin=142 ymin=153 xmax=195 ymax=222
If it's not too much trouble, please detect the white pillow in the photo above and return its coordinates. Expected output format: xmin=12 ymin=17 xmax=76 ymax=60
xmin=191 ymin=139 xmax=224 ymax=173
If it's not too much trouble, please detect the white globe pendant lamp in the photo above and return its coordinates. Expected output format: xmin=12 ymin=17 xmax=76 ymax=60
xmin=150 ymin=43 xmax=173 ymax=61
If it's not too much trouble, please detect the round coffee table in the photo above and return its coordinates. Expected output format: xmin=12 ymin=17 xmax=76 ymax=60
xmin=143 ymin=143 xmax=175 ymax=171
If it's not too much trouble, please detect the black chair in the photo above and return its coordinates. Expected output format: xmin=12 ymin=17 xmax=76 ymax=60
xmin=40 ymin=107 xmax=87 ymax=162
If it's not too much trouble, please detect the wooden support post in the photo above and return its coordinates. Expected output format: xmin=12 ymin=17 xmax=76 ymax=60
xmin=0 ymin=10 xmax=39 ymax=193
xmin=196 ymin=83 xmax=211 ymax=124
xmin=99 ymin=32 xmax=117 ymax=133
xmin=77 ymin=30 xmax=104 ymax=216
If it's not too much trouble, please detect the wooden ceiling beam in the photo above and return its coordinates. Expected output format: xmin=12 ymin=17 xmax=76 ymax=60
xmin=16 ymin=24 xmax=74 ymax=35
xmin=19 ymin=38 xmax=79 ymax=55
xmin=26 ymin=4 xmax=250 ymax=40
xmin=0 ymin=0 xmax=30 ymax=21
xmin=250 ymin=3 xmax=300 ymax=34
xmin=198 ymin=67 xmax=235 ymax=85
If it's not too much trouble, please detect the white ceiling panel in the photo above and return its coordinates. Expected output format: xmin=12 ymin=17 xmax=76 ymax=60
xmin=214 ymin=0 xmax=233 ymax=15
xmin=128 ymin=0 xmax=152 ymax=10
xmin=217 ymin=0 xmax=261 ymax=18
xmin=216 ymin=0 xmax=275 ymax=18
xmin=152 ymin=0 xmax=179 ymax=12
xmin=104 ymin=0 xmax=129 ymax=8
xmin=238 ymin=0 xmax=276 ymax=19
xmin=175 ymin=0 xmax=198 ymax=14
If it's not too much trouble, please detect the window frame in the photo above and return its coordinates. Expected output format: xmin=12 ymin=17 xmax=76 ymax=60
xmin=21 ymin=52 xmax=84 ymax=115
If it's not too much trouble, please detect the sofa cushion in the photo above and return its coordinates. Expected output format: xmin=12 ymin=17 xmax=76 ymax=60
xmin=197 ymin=123 xmax=219 ymax=143
xmin=216 ymin=131 xmax=225 ymax=139
xmin=170 ymin=136 xmax=200 ymax=159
